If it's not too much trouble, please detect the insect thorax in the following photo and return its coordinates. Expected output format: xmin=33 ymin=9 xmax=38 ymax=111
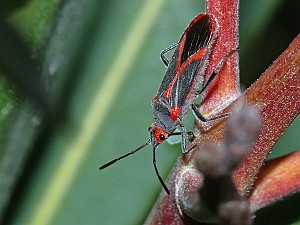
xmin=152 ymin=101 xmax=179 ymax=133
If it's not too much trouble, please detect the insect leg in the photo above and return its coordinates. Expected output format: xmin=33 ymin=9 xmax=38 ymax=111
xmin=179 ymin=122 xmax=189 ymax=153
xmin=196 ymin=48 xmax=239 ymax=96
xmin=192 ymin=103 xmax=230 ymax=122
xmin=160 ymin=43 xmax=178 ymax=67
xmin=169 ymin=131 xmax=194 ymax=136
xmin=168 ymin=129 xmax=194 ymax=149
xmin=153 ymin=147 xmax=170 ymax=194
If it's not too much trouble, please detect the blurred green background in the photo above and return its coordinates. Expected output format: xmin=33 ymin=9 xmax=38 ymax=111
xmin=0 ymin=0 xmax=299 ymax=224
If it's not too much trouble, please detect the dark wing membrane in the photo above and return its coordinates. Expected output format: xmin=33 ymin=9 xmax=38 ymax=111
xmin=171 ymin=60 xmax=201 ymax=107
xmin=155 ymin=14 xmax=213 ymax=111
xmin=181 ymin=14 xmax=212 ymax=65
xmin=168 ymin=14 xmax=214 ymax=113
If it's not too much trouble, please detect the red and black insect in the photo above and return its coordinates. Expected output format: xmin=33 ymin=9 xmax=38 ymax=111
xmin=99 ymin=13 xmax=237 ymax=194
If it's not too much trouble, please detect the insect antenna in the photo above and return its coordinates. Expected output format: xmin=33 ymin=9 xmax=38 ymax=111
xmin=99 ymin=140 xmax=150 ymax=170
xmin=152 ymin=147 xmax=170 ymax=194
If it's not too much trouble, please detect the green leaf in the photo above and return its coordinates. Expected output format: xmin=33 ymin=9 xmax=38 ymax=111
xmin=0 ymin=22 xmax=50 ymax=110
xmin=0 ymin=78 xmax=43 ymax=221
xmin=0 ymin=0 xmax=55 ymax=221
xmin=0 ymin=0 xmax=28 ymax=18
xmin=254 ymin=192 xmax=300 ymax=225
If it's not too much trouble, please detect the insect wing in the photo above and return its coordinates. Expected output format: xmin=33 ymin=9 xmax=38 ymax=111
xmin=155 ymin=14 xmax=216 ymax=110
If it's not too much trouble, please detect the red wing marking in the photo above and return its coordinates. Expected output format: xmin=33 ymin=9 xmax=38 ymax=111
xmin=163 ymin=85 xmax=172 ymax=98
xmin=169 ymin=106 xmax=182 ymax=121
xmin=152 ymin=96 xmax=158 ymax=103
xmin=162 ymin=46 xmax=207 ymax=100
xmin=184 ymin=47 xmax=206 ymax=66
xmin=176 ymin=36 xmax=186 ymax=72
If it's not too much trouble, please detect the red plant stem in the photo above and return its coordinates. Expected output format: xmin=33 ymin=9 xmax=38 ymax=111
xmin=201 ymin=0 xmax=240 ymax=114
xmin=249 ymin=150 xmax=300 ymax=211
xmin=233 ymin=34 xmax=300 ymax=196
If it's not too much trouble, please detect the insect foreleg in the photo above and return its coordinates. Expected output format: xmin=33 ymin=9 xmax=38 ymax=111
xmin=160 ymin=43 xmax=178 ymax=67
xmin=192 ymin=103 xmax=230 ymax=122
xmin=169 ymin=131 xmax=194 ymax=136
xmin=152 ymin=147 xmax=170 ymax=194
xmin=179 ymin=122 xmax=190 ymax=153
xmin=196 ymin=48 xmax=239 ymax=97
